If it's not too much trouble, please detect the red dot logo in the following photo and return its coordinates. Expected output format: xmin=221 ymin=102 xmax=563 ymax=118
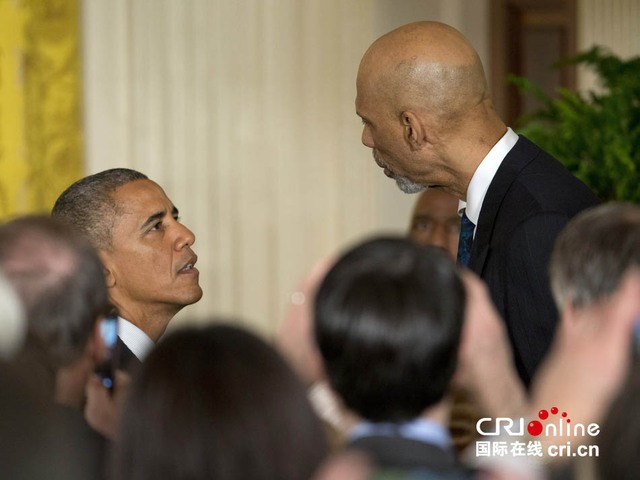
xmin=527 ymin=420 xmax=543 ymax=436
xmin=551 ymin=407 xmax=558 ymax=415
xmin=562 ymin=412 xmax=567 ymax=417
xmin=539 ymin=409 xmax=549 ymax=420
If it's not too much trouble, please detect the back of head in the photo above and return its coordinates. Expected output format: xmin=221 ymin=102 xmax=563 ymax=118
xmin=0 ymin=216 xmax=109 ymax=367
xmin=359 ymin=21 xmax=489 ymax=126
xmin=314 ymin=237 xmax=465 ymax=422
xmin=550 ymin=202 xmax=640 ymax=309
xmin=52 ymin=168 xmax=148 ymax=250
xmin=113 ymin=324 xmax=327 ymax=480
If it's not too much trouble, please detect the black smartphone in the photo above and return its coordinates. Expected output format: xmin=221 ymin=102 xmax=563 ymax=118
xmin=95 ymin=314 xmax=119 ymax=390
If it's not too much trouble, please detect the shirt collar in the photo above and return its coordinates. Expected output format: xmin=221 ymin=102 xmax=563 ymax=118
xmin=117 ymin=316 xmax=155 ymax=361
xmin=458 ymin=127 xmax=519 ymax=227
xmin=348 ymin=418 xmax=452 ymax=451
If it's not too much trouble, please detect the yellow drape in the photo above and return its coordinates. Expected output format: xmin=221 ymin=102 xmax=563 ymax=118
xmin=0 ymin=0 xmax=82 ymax=220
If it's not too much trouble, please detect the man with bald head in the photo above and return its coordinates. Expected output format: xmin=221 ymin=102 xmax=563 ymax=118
xmin=356 ymin=22 xmax=598 ymax=384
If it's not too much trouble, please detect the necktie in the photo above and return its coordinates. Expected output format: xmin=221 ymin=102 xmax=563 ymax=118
xmin=456 ymin=210 xmax=475 ymax=267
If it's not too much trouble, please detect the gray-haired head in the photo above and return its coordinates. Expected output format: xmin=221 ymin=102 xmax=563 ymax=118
xmin=52 ymin=168 xmax=148 ymax=250
xmin=550 ymin=202 xmax=640 ymax=309
xmin=0 ymin=216 xmax=110 ymax=366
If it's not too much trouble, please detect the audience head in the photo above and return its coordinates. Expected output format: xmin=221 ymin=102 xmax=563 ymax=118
xmin=113 ymin=324 xmax=327 ymax=480
xmin=0 ymin=216 xmax=109 ymax=368
xmin=53 ymin=168 xmax=202 ymax=339
xmin=0 ymin=270 xmax=26 ymax=360
xmin=314 ymin=237 xmax=465 ymax=422
xmin=550 ymin=202 xmax=640 ymax=311
xmin=408 ymin=188 xmax=460 ymax=259
xmin=356 ymin=21 xmax=505 ymax=197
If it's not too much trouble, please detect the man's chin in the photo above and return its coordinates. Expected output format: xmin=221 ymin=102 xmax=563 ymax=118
xmin=175 ymin=286 xmax=204 ymax=309
xmin=189 ymin=286 xmax=204 ymax=304
xmin=395 ymin=176 xmax=428 ymax=194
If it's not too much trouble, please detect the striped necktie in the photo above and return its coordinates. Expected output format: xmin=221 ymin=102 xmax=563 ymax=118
xmin=456 ymin=210 xmax=475 ymax=267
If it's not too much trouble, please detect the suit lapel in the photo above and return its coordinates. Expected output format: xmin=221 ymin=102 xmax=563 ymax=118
xmin=469 ymin=136 xmax=538 ymax=274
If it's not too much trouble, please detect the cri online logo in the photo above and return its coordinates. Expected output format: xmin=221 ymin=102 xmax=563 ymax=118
xmin=476 ymin=406 xmax=600 ymax=437
xmin=528 ymin=407 xmax=568 ymax=436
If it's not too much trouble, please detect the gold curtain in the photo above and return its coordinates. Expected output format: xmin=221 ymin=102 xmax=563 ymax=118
xmin=0 ymin=0 xmax=82 ymax=220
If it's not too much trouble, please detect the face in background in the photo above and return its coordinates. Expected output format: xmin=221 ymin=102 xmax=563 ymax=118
xmin=409 ymin=188 xmax=460 ymax=260
xmin=100 ymin=180 xmax=202 ymax=320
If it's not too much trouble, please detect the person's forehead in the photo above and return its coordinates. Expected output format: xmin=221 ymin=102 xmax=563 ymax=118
xmin=413 ymin=191 xmax=458 ymax=218
xmin=111 ymin=180 xmax=173 ymax=217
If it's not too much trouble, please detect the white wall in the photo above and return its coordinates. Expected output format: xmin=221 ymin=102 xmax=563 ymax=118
xmin=578 ymin=0 xmax=640 ymax=90
xmin=82 ymin=0 xmax=490 ymax=337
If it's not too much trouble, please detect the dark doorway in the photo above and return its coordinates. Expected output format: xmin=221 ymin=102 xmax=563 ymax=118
xmin=491 ymin=0 xmax=577 ymax=126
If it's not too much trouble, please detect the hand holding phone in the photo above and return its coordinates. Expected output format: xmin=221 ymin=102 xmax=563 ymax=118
xmin=95 ymin=314 xmax=119 ymax=390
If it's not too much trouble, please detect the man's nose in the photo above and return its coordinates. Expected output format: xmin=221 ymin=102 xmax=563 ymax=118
xmin=361 ymin=125 xmax=374 ymax=148
xmin=175 ymin=223 xmax=196 ymax=249
xmin=430 ymin=224 xmax=449 ymax=250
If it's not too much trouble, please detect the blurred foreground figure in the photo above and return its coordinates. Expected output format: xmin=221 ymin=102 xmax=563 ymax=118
xmin=459 ymin=203 xmax=640 ymax=478
xmin=0 ymin=270 xmax=26 ymax=360
xmin=112 ymin=324 xmax=328 ymax=480
xmin=314 ymin=237 xmax=472 ymax=477
xmin=535 ymin=202 xmax=640 ymax=426
xmin=276 ymin=256 xmax=360 ymax=450
xmin=598 ymin=362 xmax=640 ymax=480
xmin=0 ymin=216 xmax=110 ymax=403
xmin=0 ymin=216 xmax=114 ymax=479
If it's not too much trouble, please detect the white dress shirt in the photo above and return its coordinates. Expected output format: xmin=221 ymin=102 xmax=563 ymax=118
xmin=117 ymin=316 xmax=154 ymax=361
xmin=458 ymin=127 xmax=519 ymax=237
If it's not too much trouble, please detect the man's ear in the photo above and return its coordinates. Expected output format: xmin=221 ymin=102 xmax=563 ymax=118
xmin=401 ymin=111 xmax=425 ymax=151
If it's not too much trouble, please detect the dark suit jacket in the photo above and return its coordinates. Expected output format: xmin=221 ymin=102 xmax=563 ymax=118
xmin=469 ymin=135 xmax=599 ymax=385
xmin=347 ymin=435 xmax=472 ymax=477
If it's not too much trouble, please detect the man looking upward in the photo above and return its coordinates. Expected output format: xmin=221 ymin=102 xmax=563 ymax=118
xmin=356 ymin=22 xmax=598 ymax=384
xmin=53 ymin=168 xmax=202 ymax=369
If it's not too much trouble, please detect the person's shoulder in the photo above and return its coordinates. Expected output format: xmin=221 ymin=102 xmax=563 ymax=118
xmin=347 ymin=435 xmax=463 ymax=473
xmin=512 ymin=137 xmax=597 ymax=201
xmin=499 ymin=142 xmax=599 ymax=219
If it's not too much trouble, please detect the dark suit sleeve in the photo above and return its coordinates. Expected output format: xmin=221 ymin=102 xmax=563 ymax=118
xmin=502 ymin=212 xmax=568 ymax=384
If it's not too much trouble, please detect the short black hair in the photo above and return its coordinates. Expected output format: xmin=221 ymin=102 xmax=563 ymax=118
xmin=0 ymin=216 xmax=110 ymax=366
xmin=112 ymin=324 xmax=328 ymax=480
xmin=314 ymin=237 xmax=465 ymax=422
xmin=52 ymin=168 xmax=148 ymax=250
